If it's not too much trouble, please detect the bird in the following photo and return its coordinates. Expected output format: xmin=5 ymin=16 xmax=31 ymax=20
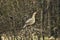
xmin=23 ymin=11 xmax=37 ymax=28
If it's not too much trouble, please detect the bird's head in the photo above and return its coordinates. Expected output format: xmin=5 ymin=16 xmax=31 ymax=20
xmin=33 ymin=10 xmax=39 ymax=15
xmin=33 ymin=12 xmax=37 ymax=15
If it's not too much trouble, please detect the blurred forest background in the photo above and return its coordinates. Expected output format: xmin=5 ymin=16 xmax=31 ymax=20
xmin=0 ymin=0 xmax=60 ymax=40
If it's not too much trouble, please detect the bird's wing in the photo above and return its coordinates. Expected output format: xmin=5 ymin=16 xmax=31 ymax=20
xmin=25 ymin=18 xmax=32 ymax=24
xmin=23 ymin=18 xmax=32 ymax=28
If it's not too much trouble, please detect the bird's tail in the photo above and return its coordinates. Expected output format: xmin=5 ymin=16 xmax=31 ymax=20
xmin=23 ymin=24 xmax=27 ymax=28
